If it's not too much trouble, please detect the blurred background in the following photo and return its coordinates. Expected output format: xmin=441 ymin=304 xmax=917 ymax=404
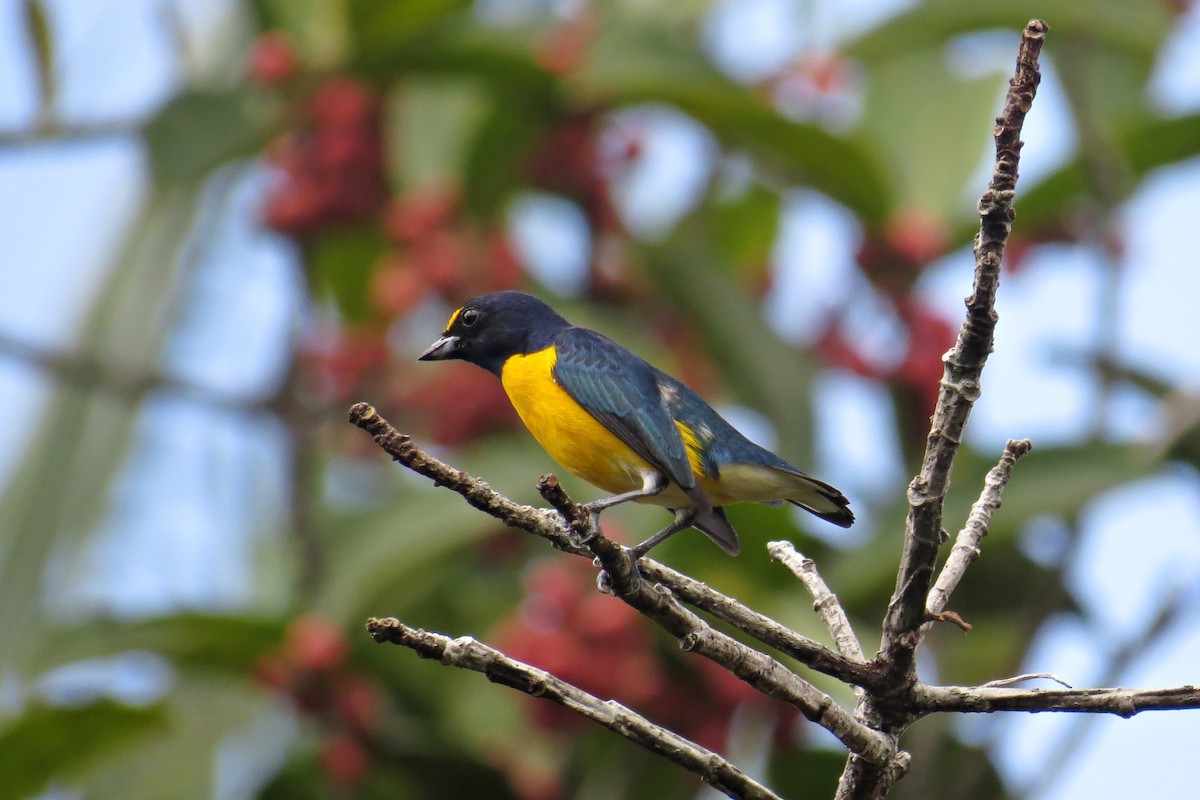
xmin=2 ymin=0 xmax=1199 ymax=798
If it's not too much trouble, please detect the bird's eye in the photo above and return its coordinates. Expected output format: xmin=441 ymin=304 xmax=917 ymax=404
xmin=461 ymin=308 xmax=480 ymax=327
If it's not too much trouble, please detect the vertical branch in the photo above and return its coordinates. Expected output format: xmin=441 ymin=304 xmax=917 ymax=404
xmin=879 ymin=20 xmax=1047 ymax=680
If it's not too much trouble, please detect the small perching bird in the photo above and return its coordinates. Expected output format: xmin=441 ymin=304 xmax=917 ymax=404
xmin=419 ymin=291 xmax=853 ymax=560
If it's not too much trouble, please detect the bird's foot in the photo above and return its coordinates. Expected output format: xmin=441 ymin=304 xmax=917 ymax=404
xmin=567 ymin=509 xmax=602 ymax=549
xmin=594 ymin=548 xmax=646 ymax=595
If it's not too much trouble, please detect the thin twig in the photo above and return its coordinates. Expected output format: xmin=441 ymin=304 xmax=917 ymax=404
xmin=768 ymin=541 xmax=865 ymax=662
xmin=0 ymin=118 xmax=148 ymax=147
xmin=980 ymin=673 xmax=1072 ymax=690
xmin=921 ymin=438 xmax=1033 ymax=640
xmin=365 ymin=617 xmax=782 ymax=800
xmin=1016 ymin=580 xmax=1196 ymax=798
xmin=914 ymin=683 xmax=1200 ymax=716
xmin=348 ymin=403 xmax=577 ymax=550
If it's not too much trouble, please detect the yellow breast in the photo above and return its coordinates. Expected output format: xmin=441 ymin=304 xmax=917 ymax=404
xmin=500 ymin=346 xmax=653 ymax=495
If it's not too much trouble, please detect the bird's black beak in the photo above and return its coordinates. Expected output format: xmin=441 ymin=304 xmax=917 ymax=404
xmin=418 ymin=335 xmax=460 ymax=361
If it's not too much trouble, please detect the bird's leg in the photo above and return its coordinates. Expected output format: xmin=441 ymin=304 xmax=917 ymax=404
xmin=596 ymin=507 xmax=697 ymax=595
xmin=575 ymin=472 xmax=667 ymax=546
xmin=628 ymin=507 xmax=698 ymax=561
xmin=583 ymin=471 xmax=668 ymax=514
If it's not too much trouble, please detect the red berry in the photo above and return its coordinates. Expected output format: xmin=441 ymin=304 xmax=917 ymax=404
xmin=370 ymin=258 xmax=427 ymax=316
xmin=885 ymin=207 xmax=950 ymax=265
xmin=485 ymin=233 xmax=525 ymax=291
xmin=284 ymin=615 xmax=349 ymax=673
xmin=252 ymin=654 xmax=295 ymax=692
xmin=383 ymin=185 xmax=460 ymax=245
xmin=533 ymin=14 xmax=596 ymax=76
xmin=312 ymin=76 xmax=378 ymax=130
xmin=334 ymin=676 xmax=380 ymax=735
xmin=319 ymin=733 xmax=369 ymax=785
xmin=798 ymin=52 xmax=851 ymax=95
xmin=247 ymin=31 xmax=299 ymax=86
xmin=410 ymin=229 xmax=467 ymax=294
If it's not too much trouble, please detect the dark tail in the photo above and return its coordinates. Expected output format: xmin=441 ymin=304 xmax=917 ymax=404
xmin=692 ymin=507 xmax=740 ymax=555
xmin=787 ymin=475 xmax=854 ymax=528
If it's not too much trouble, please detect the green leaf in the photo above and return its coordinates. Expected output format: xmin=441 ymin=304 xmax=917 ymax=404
xmin=347 ymin=0 xmax=473 ymax=71
xmin=943 ymin=441 xmax=1159 ymax=534
xmin=0 ymin=700 xmax=167 ymax=800
xmin=31 ymin=614 xmax=283 ymax=676
xmin=308 ymin=226 xmax=390 ymax=321
xmin=462 ymin=99 xmax=548 ymax=218
xmin=0 ymin=187 xmax=204 ymax=674
xmin=575 ymin=24 xmax=890 ymax=221
xmin=143 ymin=90 xmax=273 ymax=187
xmin=316 ymin=434 xmax=548 ymax=621
xmin=1017 ymin=113 xmax=1200 ymax=235
xmin=858 ymin=48 xmax=1006 ymax=223
xmin=21 ymin=0 xmax=54 ymax=118
xmin=768 ymin=746 xmax=849 ymax=800
xmin=829 ymin=441 xmax=1161 ymax=614
xmin=846 ymin=0 xmax=1169 ymax=66
xmin=392 ymin=33 xmax=556 ymax=91
xmin=249 ymin=0 xmax=347 ymax=67
xmin=712 ymin=184 xmax=781 ymax=267
xmin=78 ymin=677 xmax=276 ymax=800
xmin=387 ymin=78 xmax=489 ymax=188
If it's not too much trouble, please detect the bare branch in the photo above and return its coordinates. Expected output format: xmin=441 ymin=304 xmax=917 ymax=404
xmin=351 ymin=404 xmax=895 ymax=761
xmin=914 ymin=683 xmax=1200 ymax=716
xmin=881 ymin=18 xmax=1048 ymax=681
xmin=921 ymin=438 xmax=1033 ymax=640
xmin=641 ymin=559 xmax=885 ymax=691
xmin=350 ymin=404 xmax=879 ymax=688
xmin=838 ymin=20 xmax=1050 ymax=799
xmin=1017 ymin=578 xmax=1196 ymax=797
xmin=0 ymin=118 xmax=147 ymax=147
xmin=365 ymin=617 xmax=783 ymax=800
xmin=348 ymin=402 xmax=576 ymax=550
xmin=539 ymin=478 xmax=898 ymax=765
xmin=768 ymin=541 xmax=865 ymax=662
xmin=0 ymin=328 xmax=266 ymax=412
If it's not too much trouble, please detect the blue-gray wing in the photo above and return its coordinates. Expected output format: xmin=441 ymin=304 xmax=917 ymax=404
xmin=551 ymin=328 xmax=709 ymax=510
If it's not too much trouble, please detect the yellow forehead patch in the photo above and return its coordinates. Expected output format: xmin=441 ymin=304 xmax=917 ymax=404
xmin=445 ymin=306 xmax=464 ymax=331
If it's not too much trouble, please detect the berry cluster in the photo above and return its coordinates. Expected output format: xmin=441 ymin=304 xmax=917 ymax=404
xmin=490 ymin=558 xmax=797 ymax=796
xmin=262 ymin=75 xmax=389 ymax=238
xmin=374 ymin=184 xmax=525 ymax=316
xmin=247 ymin=30 xmax=530 ymax=436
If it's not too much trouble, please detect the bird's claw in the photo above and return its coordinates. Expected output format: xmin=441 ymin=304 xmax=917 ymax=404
xmin=566 ymin=510 xmax=602 ymax=549
xmin=594 ymin=547 xmax=646 ymax=595
xmin=595 ymin=569 xmax=615 ymax=595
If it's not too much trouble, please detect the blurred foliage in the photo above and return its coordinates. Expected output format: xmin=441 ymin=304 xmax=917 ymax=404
xmin=3 ymin=1 xmax=1199 ymax=799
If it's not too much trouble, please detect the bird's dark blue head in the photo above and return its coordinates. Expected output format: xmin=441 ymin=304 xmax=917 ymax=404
xmin=418 ymin=291 xmax=571 ymax=375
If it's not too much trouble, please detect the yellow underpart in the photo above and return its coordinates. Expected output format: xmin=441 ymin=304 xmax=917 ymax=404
xmin=501 ymin=346 xmax=654 ymax=497
xmin=500 ymin=345 xmax=796 ymax=509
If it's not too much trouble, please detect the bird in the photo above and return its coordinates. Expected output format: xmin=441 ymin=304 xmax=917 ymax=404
xmin=418 ymin=290 xmax=853 ymax=560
